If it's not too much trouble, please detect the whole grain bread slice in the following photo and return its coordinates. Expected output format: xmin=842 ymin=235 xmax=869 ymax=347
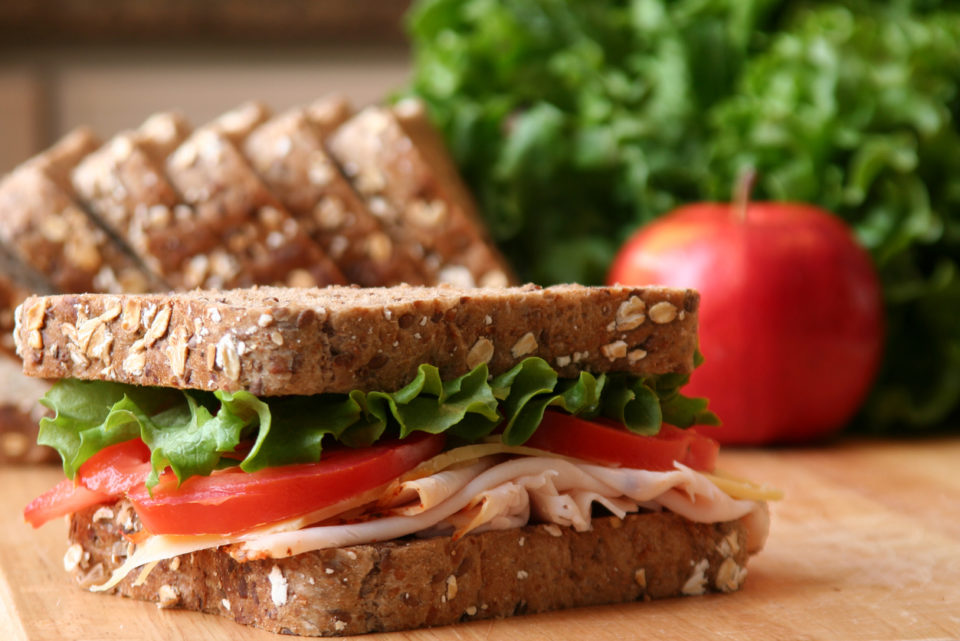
xmin=71 ymin=131 xmax=192 ymax=283
xmin=327 ymin=100 xmax=515 ymax=288
xmin=16 ymin=283 xmax=698 ymax=396
xmin=163 ymin=125 xmax=345 ymax=288
xmin=245 ymin=104 xmax=430 ymax=286
xmin=69 ymin=500 xmax=765 ymax=636
xmin=0 ymin=128 xmax=156 ymax=294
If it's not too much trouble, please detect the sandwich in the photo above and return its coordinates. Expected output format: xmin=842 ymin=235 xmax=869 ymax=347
xmin=19 ymin=283 xmax=777 ymax=635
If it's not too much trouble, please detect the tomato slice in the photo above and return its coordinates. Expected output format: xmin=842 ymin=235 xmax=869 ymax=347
xmin=127 ymin=433 xmax=445 ymax=535
xmin=24 ymin=479 xmax=111 ymax=529
xmin=77 ymin=438 xmax=152 ymax=495
xmin=524 ymin=411 xmax=718 ymax=472
xmin=24 ymin=439 xmax=151 ymax=528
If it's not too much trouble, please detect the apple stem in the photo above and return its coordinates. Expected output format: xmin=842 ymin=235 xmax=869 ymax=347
xmin=735 ymin=168 xmax=757 ymax=223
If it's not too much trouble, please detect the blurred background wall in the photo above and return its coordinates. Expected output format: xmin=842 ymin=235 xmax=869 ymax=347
xmin=0 ymin=1 xmax=412 ymax=174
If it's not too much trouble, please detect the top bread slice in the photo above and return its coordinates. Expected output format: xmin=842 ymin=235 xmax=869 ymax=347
xmin=327 ymin=100 xmax=515 ymax=289
xmin=16 ymin=284 xmax=698 ymax=397
xmin=0 ymin=128 xmax=157 ymax=295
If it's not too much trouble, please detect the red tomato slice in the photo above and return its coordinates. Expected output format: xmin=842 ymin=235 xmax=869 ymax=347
xmin=127 ymin=433 xmax=445 ymax=536
xmin=24 ymin=479 xmax=111 ymax=529
xmin=77 ymin=438 xmax=151 ymax=495
xmin=524 ymin=411 xmax=718 ymax=472
xmin=24 ymin=439 xmax=151 ymax=528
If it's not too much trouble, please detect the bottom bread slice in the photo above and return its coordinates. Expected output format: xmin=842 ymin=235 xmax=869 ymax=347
xmin=68 ymin=503 xmax=762 ymax=636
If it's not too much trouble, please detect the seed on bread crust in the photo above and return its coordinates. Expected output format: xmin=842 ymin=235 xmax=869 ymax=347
xmin=27 ymin=330 xmax=43 ymax=351
xmin=24 ymin=298 xmax=46 ymax=331
xmin=215 ymin=334 xmax=241 ymax=381
xmin=63 ymin=544 xmax=84 ymax=573
xmin=157 ymin=584 xmax=180 ymax=609
xmin=467 ymin=337 xmax=495 ymax=369
xmin=143 ymin=305 xmax=171 ymax=347
xmin=166 ymin=326 xmax=191 ymax=377
xmin=616 ymin=296 xmax=646 ymax=330
xmin=122 ymin=341 xmax=147 ymax=375
xmin=511 ymin=332 xmax=538 ymax=359
xmin=601 ymin=340 xmax=628 ymax=361
xmin=715 ymin=557 xmax=747 ymax=593
xmin=649 ymin=301 xmax=678 ymax=324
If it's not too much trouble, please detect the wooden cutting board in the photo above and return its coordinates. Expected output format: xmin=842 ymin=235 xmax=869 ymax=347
xmin=3 ymin=438 xmax=959 ymax=640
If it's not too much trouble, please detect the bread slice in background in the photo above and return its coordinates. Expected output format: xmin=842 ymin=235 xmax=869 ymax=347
xmin=245 ymin=97 xmax=430 ymax=286
xmin=327 ymin=99 xmax=515 ymax=289
xmin=0 ymin=128 xmax=156 ymax=295
xmin=71 ymin=130 xmax=187 ymax=285
xmin=163 ymin=120 xmax=346 ymax=289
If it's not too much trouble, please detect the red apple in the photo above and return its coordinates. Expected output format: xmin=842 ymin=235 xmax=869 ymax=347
xmin=608 ymin=201 xmax=884 ymax=444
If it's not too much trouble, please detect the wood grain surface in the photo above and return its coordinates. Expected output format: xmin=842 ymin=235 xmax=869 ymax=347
xmin=3 ymin=438 xmax=959 ymax=640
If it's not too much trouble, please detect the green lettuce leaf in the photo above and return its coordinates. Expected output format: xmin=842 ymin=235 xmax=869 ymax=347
xmin=38 ymin=357 xmax=716 ymax=486
xmin=493 ymin=359 xmax=607 ymax=445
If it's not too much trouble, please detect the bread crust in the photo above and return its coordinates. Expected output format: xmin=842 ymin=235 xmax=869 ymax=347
xmin=16 ymin=284 xmax=699 ymax=395
xmin=69 ymin=501 xmax=759 ymax=636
